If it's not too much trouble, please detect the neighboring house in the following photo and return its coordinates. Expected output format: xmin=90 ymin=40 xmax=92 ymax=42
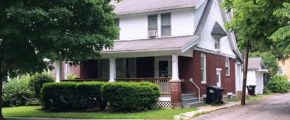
xmin=278 ymin=58 xmax=290 ymax=81
xmin=54 ymin=0 xmax=243 ymax=108
xmin=247 ymin=57 xmax=268 ymax=95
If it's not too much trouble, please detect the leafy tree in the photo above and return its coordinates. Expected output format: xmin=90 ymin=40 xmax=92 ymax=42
xmin=270 ymin=2 xmax=290 ymax=60
xmin=0 ymin=0 xmax=118 ymax=118
xmin=222 ymin=0 xmax=286 ymax=105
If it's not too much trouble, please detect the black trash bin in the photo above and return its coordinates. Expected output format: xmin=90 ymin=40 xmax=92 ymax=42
xmin=206 ymin=86 xmax=225 ymax=104
xmin=247 ymin=85 xmax=256 ymax=96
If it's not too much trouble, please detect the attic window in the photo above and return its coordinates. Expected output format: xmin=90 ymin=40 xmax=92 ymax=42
xmin=214 ymin=37 xmax=220 ymax=49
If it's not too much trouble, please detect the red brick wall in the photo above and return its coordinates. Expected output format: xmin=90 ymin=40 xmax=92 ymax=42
xmin=179 ymin=50 xmax=236 ymax=96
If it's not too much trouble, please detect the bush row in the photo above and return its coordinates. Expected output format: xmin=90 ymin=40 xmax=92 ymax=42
xmin=41 ymin=82 xmax=160 ymax=112
xmin=41 ymin=82 xmax=104 ymax=111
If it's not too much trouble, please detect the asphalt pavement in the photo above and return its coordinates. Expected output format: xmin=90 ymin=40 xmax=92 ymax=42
xmin=193 ymin=92 xmax=290 ymax=120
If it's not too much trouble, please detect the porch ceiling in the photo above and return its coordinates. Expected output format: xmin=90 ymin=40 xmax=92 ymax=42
xmin=101 ymin=35 xmax=200 ymax=58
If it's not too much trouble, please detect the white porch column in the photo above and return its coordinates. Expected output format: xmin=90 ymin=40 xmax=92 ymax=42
xmin=109 ymin=58 xmax=116 ymax=82
xmin=55 ymin=61 xmax=62 ymax=82
xmin=171 ymin=55 xmax=180 ymax=81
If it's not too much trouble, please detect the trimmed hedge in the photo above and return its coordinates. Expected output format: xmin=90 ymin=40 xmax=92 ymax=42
xmin=103 ymin=82 xmax=160 ymax=112
xmin=267 ymin=75 xmax=289 ymax=93
xmin=41 ymin=82 xmax=160 ymax=112
xmin=41 ymin=82 xmax=105 ymax=111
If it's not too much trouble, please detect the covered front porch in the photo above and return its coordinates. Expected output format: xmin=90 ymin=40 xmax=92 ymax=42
xmin=78 ymin=55 xmax=181 ymax=95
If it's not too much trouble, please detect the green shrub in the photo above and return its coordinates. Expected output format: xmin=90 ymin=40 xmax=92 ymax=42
xmin=29 ymin=73 xmax=54 ymax=99
xmin=67 ymin=74 xmax=77 ymax=80
xmin=41 ymin=82 xmax=105 ymax=111
xmin=3 ymin=79 xmax=34 ymax=107
xmin=267 ymin=75 xmax=289 ymax=93
xmin=263 ymin=86 xmax=272 ymax=95
xmin=103 ymin=82 xmax=160 ymax=112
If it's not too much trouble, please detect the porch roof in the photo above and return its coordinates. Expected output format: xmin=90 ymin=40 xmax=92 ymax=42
xmin=102 ymin=35 xmax=200 ymax=56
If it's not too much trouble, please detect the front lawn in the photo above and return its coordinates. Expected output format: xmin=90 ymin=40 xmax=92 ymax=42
xmin=3 ymin=106 xmax=197 ymax=119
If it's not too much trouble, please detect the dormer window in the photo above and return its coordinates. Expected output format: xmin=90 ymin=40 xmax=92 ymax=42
xmin=211 ymin=22 xmax=227 ymax=50
xmin=214 ymin=37 xmax=220 ymax=49
xmin=148 ymin=14 xmax=158 ymax=38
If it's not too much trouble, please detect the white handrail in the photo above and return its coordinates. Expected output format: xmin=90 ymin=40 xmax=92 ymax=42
xmin=189 ymin=78 xmax=201 ymax=101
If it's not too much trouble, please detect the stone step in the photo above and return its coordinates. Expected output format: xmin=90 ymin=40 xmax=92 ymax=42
xmin=181 ymin=93 xmax=196 ymax=99
xmin=182 ymin=98 xmax=199 ymax=105
xmin=184 ymin=101 xmax=205 ymax=108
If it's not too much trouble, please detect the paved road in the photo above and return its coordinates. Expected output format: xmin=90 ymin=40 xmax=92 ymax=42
xmin=193 ymin=92 xmax=290 ymax=120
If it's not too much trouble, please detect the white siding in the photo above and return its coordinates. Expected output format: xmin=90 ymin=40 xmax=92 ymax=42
xmin=247 ymin=71 xmax=256 ymax=85
xmin=171 ymin=9 xmax=195 ymax=36
xmin=247 ymin=71 xmax=265 ymax=94
xmin=235 ymin=63 xmax=243 ymax=92
xmin=119 ymin=14 xmax=148 ymax=40
xmin=118 ymin=8 xmax=195 ymax=40
xmin=256 ymin=72 xmax=264 ymax=94
xmin=193 ymin=1 xmax=207 ymax=32
xmin=197 ymin=0 xmax=235 ymax=57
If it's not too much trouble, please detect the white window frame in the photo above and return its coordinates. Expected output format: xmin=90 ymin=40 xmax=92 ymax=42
xmin=214 ymin=37 xmax=221 ymax=50
xmin=148 ymin=14 xmax=158 ymax=37
xmin=115 ymin=18 xmax=120 ymax=40
xmin=201 ymin=53 xmax=206 ymax=84
xmin=216 ymin=68 xmax=222 ymax=87
xmin=225 ymin=57 xmax=230 ymax=76
xmin=161 ymin=13 xmax=171 ymax=37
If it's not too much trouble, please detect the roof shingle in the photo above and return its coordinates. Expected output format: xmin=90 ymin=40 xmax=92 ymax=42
xmin=111 ymin=0 xmax=200 ymax=15
xmin=102 ymin=35 xmax=199 ymax=53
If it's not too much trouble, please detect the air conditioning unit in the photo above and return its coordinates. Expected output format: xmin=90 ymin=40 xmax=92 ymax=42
xmin=148 ymin=30 xmax=158 ymax=37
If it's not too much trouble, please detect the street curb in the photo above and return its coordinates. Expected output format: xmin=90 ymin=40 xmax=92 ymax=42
xmin=174 ymin=102 xmax=240 ymax=120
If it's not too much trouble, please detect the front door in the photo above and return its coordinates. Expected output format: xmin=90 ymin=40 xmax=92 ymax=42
xmin=155 ymin=57 xmax=171 ymax=77
xmin=158 ymin=61 xmax=169 ymax=77
xmin=216 ymin=68 xmax=222 ymax=87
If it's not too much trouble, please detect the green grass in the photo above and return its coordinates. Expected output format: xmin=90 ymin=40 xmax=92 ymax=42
xmin=224 ymin=94 xmax=267 ymax=104
xmin=246 ymin=95 xmax=265 ymax=103
xmin=3 ymin=106 xmax=197 ymax=119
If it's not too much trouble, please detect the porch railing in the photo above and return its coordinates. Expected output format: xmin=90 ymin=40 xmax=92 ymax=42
xmin=116 ymin=77 xmax=171 ymax=95
xmin=60 ymin=78 xmax=109 ymax=82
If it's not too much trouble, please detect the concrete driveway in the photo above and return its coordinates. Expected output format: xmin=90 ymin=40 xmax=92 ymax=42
xmin=193 ymin=92 xmax=290 ymax=120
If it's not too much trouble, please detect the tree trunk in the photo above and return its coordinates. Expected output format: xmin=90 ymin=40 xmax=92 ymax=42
xmin=0 ymin=72 xmax=4 ymax=119
xmin=241 ymin=40 xmax=250 ymax=105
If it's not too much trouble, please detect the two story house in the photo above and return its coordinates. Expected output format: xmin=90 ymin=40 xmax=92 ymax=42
xmin=55 ymin=0 xmax=243 ymax=108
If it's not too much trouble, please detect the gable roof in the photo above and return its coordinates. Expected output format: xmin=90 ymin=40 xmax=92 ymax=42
xmin=111 ymin=0 xmax=200 ymax=15
xmin=211 ymin=22 xmax=227 ymax=36
xmin=248 ymin=57 xmax=266 ymax=70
